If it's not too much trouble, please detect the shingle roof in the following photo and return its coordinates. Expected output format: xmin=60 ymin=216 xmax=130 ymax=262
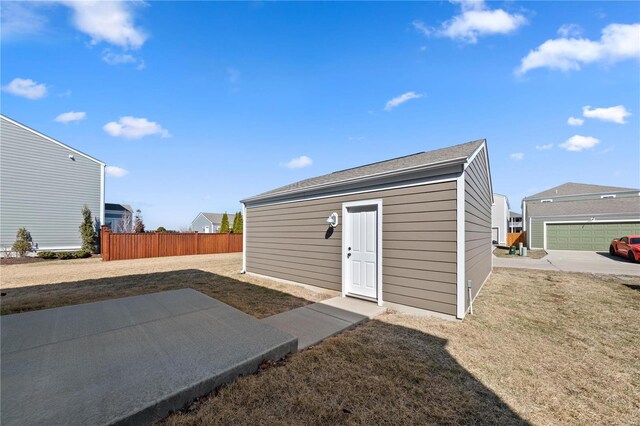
xmin=243 ymin=139 xmax=485 ymax=202
xmin=525 ymin=182 xmax=637 ymax=199
xmin=526 ymin=197 xmax=640 ymax=217
xmin=200 ymin=213 xmax=236 ymax=224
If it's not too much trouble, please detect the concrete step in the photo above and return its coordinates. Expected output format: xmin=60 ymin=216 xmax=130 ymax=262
xmin=261 ymin=296 xmax=386 ymax=351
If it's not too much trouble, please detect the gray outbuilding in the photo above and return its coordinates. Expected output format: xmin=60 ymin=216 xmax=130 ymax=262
xmin=523 ymin=182 xmax=640 ymax=251
xmin=0 ymin=115 xmax=105 ymax=251
xmin=241 ymin=140 xmax=493 ymax=320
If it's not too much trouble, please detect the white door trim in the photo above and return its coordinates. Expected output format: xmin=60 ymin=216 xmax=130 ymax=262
xmin=341 ymin=199 xmax=383 ymax=306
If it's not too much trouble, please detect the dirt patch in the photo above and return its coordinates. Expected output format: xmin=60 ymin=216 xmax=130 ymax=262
xmin=493 ymin=247 xmax=547 ymax=259
xmin=1 ymin=257 xmax=50 ymax=265
xmin=0 ymin=254 xmax=333 ymax=318
xmin=163 ymin=267 xmax=639 ymax=426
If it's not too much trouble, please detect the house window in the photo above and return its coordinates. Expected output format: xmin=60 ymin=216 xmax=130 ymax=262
xmin=600 ymin=194 xmax=616 ymax=199
xmin=540 ymin=199 xmax=553 ymax=203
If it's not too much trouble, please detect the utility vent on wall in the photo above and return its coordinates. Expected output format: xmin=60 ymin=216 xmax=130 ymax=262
xmin=600 ymin=194 xmax=616 ymax=199
xmin=540 ymin=199 xmax=553 ymax=203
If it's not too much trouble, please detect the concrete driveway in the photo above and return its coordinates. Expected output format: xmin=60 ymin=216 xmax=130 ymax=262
xmin=493 ymin=250 xmax=640 ymax=276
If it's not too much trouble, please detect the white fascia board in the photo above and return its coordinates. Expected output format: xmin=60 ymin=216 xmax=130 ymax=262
xmin=242 ymin=157 xmax=467 ymax=204
xmin=244 ymin=174 xmax=459 ymax=209
xmin=0 ymin=114 xmax=105 ymax=166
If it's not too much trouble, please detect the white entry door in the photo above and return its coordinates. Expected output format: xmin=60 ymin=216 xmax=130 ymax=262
xmin=344 ymin=204 xmax=379 ymax=300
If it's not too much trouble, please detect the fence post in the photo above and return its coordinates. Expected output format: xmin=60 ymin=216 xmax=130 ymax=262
xmin=152 ymin=232 xmax=159 ymax=257
xmin=227 ymin=232 xmax=231 ymax=253
xmin=194 ymin=231 xmax=199 ymax=255
xmin=101 ymin=225 xmax=110 ymax=261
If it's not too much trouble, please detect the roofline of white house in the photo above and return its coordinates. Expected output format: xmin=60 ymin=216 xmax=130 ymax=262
xmin=1 ymin=114 xmax=106 ymax=166
xmin=523 ymin=189 xmax=639 ymax=201
xmin=241 ymin=155 xmax=471 ymax=204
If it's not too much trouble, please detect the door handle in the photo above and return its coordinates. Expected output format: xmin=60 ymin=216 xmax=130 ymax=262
xmin=347 ymin=253 xmax=351 ymax=258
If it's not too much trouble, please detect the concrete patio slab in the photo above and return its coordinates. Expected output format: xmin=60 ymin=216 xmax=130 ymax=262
xmin=1 ymin=289 xmax=297 ymax=426
xmin=261 ymin=296 xmax=385 ymax=351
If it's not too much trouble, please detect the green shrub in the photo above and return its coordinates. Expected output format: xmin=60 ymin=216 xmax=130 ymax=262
xmin=56 ymin=251 xmax=77 ymax=260
xmin=12 ymin=227 xmax=33 ymax=257
xmin=75 ymin=250 xmax=92 ymax=258
xmin=79 ymin=206 xmax=96 ymax=252
xmin=156 ymin=226 xmax=167 ymax=233
xmin=37 ymin=251 xmax=57 ymax=259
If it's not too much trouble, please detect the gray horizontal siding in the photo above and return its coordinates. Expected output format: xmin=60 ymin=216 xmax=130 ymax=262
xmin=0 ymin=118 xmax=102 ymax=250
xmin=464 ymin=147 xmax=492 ymax=312
xmin=246 ymin=180 xmax=458 ymax=316
xmin=191 ymin=215 xmax=215 ymax=232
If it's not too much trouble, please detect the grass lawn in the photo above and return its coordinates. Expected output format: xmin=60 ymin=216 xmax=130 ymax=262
xmin=2 ymin=255 xmax=638 ymax=424
xmin=0 ymin=253 xmax=332 ymax=318
xmin=493 ymin=247 xmax=548 ymax=259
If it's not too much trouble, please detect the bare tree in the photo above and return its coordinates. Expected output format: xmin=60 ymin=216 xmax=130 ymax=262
xmin=134 ymin=209 xmax=145 ymax=233
xmin=115 ymin=209 xmax=134 ymax=233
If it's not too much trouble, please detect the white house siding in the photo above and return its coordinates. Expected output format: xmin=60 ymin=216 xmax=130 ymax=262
xmin=0 ymin=117 xmax=104 ymax=250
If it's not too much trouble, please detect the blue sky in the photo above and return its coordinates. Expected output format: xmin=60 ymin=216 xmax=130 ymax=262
xmin=2 ymin=1 xmax=639 ymax=229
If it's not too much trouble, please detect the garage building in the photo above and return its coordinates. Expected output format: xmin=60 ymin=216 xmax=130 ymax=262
xmin=523 ymin=183 xmax=640 ymax=251
xmin=241 ymin=139 xmax=493 ymax=320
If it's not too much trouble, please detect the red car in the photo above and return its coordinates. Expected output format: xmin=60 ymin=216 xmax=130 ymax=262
xmin=609 ymin=235 xmax=640 ymax=263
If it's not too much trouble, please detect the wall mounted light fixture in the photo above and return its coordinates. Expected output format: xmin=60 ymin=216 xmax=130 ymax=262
xmin=326 ymin=212 xmax=339 ymax=228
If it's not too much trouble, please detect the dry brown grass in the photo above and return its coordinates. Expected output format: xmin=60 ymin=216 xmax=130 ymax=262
xmin=493 ymin=247 xmax=547 ymax=259
xmin=0 ymin=254 xmax=333 ymax=318
xmin=164 ymin=268 xmax=640 ymax=426
xmin=3 ymin=256 xmax=639 ymax=425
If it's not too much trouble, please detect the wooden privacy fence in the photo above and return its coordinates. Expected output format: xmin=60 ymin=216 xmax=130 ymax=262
xmin=100 ymin=226 xmax=242 ymax=261
xmin=506 ymin=232 xmax=526 ymax=247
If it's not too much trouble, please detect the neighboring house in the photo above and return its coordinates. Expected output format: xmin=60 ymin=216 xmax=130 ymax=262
xmin=104 ymin=203 xmax=133 ymax=230
xmin=523 ymin=182 xmax=640 ymax=251
xmin=0 ymin=115 xmax=105 ymax=251
xmin=190 ymin=212 xmax=236 ymax=233
xmin=491 ymin=193 xmax=509 ymax=245
xmin=508 ymin=211 xmax=523 ymax=233
xmin=241 ymin=139 xmax=493 ymax=320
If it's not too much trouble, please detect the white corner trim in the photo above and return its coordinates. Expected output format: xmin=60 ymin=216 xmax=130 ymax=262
xmin=241 ymin=203 xmax=247 ymax=273
xmin=341 ymin=198 xmax=384 ymax=306
xmin=0 ymin=114 xmax=106 ymax=166
xmin=456 ymin=172 xmax=466 ymax=319
xmin=100 ymin=164 xmax=105 ymax=225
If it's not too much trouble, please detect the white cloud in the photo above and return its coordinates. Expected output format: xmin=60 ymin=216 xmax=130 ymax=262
xmin=582 ymin=105 xmax=631 ymax=124
xmin=103 ymin=116 xmax=170 ymax=139
xmin=384 ymin=92 xmax=423 ymax=111
xmin=2 ymin=78 xmax=47 ymax=99
xmin=101 ymin=49 xmax=145 ymax=69
xmin=421 ymin=0 xmax=527 ymax=44
xmin=348 ymin=136 xmax=366 ymax=141
xmin=558 ymin=24 xmax=582 ymax=38
xmin=535 ymin=143 xmax=553 ymax=150
xmin=105 ymin=166 xmax=129 ymax=177
xmin=54 ymin=111 xmax=86 ymax=123
xmin=510 ymin=152 xmax=524 ymax=160
xmin=61 ymin=1 xmax=147 ymax=49
xmin=412 ymin=20 xmax=431 ymax=36
xmin=559 ymin=135 xmax=600 ymax=152
xmin=282 ymin=155 xmax=313 ymax=169
xmin=0 ymin=2 xmax=48 ymax=39
xmin=517 ymin=23 xmax=640 ymax=74
xmin=567 ymin=117 xmax=584 ymax=126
